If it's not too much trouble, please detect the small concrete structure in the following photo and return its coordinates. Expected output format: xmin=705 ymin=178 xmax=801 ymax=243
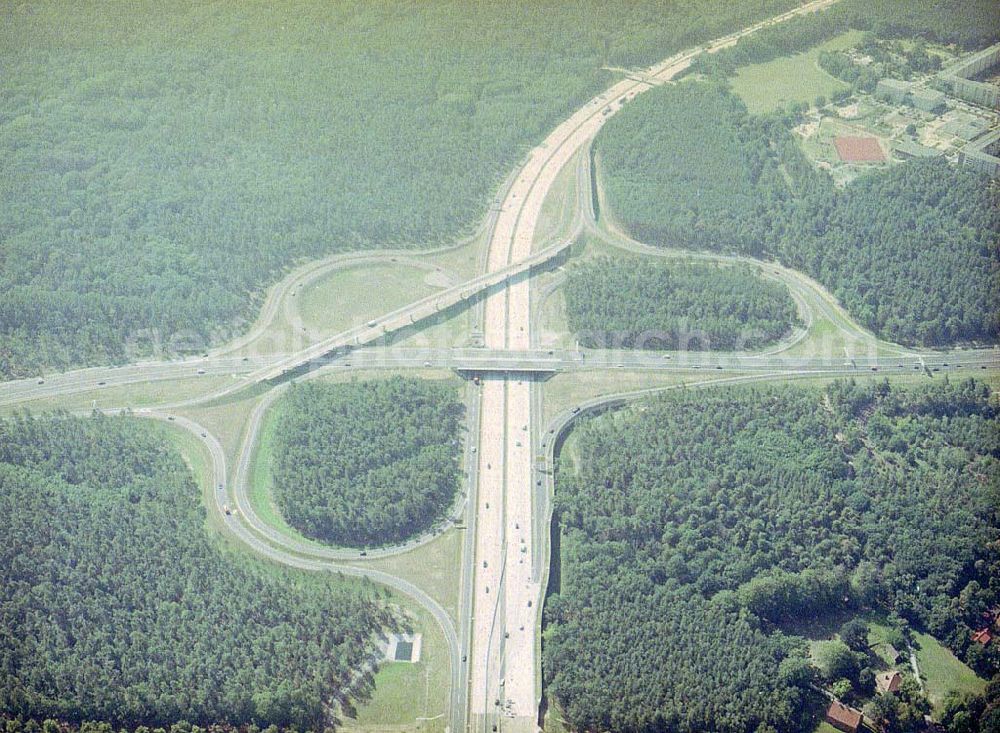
xmin=384 ymin=632 xmax=423 ymax=662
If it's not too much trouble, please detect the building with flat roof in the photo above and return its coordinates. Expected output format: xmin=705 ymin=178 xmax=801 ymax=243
xmin=942 ymin=117 xmax=990 ymax=141
xmin=876 ymin=78 xmax=911 ymax=104
xmin=940 ymin=43 xmax=1000 ymax=109
xmin=960 ymin=129 xmax=1000 ymax=177
xmin=893 ymin=139 xmax=943 ymax=159
xmin=910 ymin=87 xmax=946 ymax=112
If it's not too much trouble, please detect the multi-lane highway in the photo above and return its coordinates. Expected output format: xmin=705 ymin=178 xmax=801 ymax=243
xmin=3 ymin=1 xmax=997 ymax=732
xmin=462 ymin=2 xmax=855 ymax=730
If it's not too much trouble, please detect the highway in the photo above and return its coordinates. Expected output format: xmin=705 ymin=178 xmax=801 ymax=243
xmin=275 ymin=346 xmax=999 ymax=374
xmin=3 ymin=1 xmax=998 ymax=731
xmin=4 ymin=344 xmax=998 ymax=410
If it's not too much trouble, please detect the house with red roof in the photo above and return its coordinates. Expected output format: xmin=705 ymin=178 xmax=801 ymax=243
xmin=826 ymin=700 xmax=864 ymax=733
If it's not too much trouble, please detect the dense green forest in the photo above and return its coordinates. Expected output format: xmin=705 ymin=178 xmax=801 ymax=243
xmin=688 ymin=0 xmax=1000 ymax=78
xmin=271 ymin=378 xmax=463 ymax=547
xmin=563 ymin=257 xmax=798 ymax=350
xmin=0 ymin=412 xmax=391 ymax=729
xmin=0 ymin=0 xmax=803 ymax=379
xmin=544 ymin=379 xmax=999 ymax=733
xmin=596 ymin=82 xmax=1000 ymax=347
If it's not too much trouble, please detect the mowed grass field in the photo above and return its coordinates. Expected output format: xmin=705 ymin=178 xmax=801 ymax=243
xmin=297 ymin=262 xmax=447 ymax=339
xmin=912 ymin=630 xmax=987 ymax=709
xmin=867 ymin=619 xmax=986 ymax=714
xmin=343 ymin=601 xmax=450 ymax=733
xmin=730 ymin=31 xmax=864 ymax=113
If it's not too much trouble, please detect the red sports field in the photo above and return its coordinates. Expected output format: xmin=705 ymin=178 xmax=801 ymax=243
xmin=833 ymin=136 xmax=886 ymax=162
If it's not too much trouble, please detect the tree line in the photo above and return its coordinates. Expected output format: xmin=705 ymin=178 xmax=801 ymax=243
xmin=272 ymin=377 xmax=464 ymax=548
xmin=0 ymin=0 xmax=811 ymax=380
xmin=596 ymin=82 xmax=999 ymax=347
xmin=0 ymin=412 xmax=393 ymax=730
xmin=562 ymin=257 xmax=798 ymax=351
xmin=687 ymin=0 xmax=999 ymax=79
xmin=544 ymin=379 xmax=999 ymax=733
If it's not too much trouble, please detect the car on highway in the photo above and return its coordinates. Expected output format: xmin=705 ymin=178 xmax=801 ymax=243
xmin=197 ymin=369 xmax=205 ymax=375
xmin=37 ymin=379 xmax=44 ymax=385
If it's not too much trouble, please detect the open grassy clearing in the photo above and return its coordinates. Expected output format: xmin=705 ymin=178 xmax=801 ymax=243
xmin=812 ymin=722 xmax=842 ymax=733
xmin=0 ymin=375 xmax=234 ymax=415
xmin=298 ymin=263 xmax=449 ymax=338
xmin=176 ymin=395 xmax=259 ymax=468
xmin=247 ymin=395 xmax=303 ymax=541
xmin=542 ymin=369 xmax=704 ymax=425
xmin=536 ymin=285 xmax=575 ymax=351
xmin=346 ymin=529 xmax=464 ymax=623
xmin=532 ymin=146 xmax=584 ymax=253
xmin=730 ymin=31 xmax=863 ymax=113
xmin=343 ymin=600 xmax=450 ymax=733
xmin=913 ymin=630 xmax=987 ymax=710
xmin=231 ymin=260 xmax=452 ymax=358
xmin=422 ymin=228 xmax=489 ymax=282
xmin=865 ymin=618 xmax=986 ymax=714
xmin=393 ymin=305 xmax=473 ymax=350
